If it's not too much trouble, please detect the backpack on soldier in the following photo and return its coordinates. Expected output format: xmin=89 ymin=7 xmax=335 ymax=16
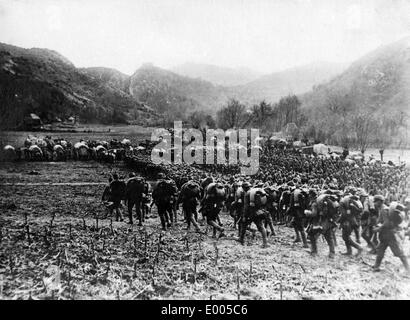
xmin=253 ymin=190 xmax=267 ymax=208
xmin=119 ymin=180 xmax=127 ymax=200
xmin=206 ymin=183 xmax=226 ymax=202
xmin=201 ymin=177 xmax=214 ymax=190
xmin=182 ymin=181 xmax=200 ymax=200
xmin=317 ymin=194 xmax=338 ymax=219
xmin=110 ymin=180 xmax=126 ymax=200
xmin=292 ymin=189 xmax=307 ymax=208
xmin=349 ymin=198 xmax=363 ymax=217
xmin=127 ymin=177 xmax=146 ymax=197
xmin=154 ymin=180 xmax=176 ymax=200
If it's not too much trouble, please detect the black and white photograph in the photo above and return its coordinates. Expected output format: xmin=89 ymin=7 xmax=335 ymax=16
xmin=1 ymin=0 xmax=410 ymax=304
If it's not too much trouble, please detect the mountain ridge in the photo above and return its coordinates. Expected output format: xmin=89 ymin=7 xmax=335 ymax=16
xmin=229 ymin=61 xmax=347 ymax=104
xmin=171 ymin=62 xmax=262 ymax=86
xmin=2 ymin=36 xmax=409 ymax=130
xmin=301 ymin=35 xmax=410 ymax=114
xmin=0 ymin=42 xmax=157 ymax=129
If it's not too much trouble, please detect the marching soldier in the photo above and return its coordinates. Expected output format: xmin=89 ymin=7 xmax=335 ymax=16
xmin=201 ymin=181 xmax=226 ymax=238
xmin=235 ymin=181 xmax=252 ymax=236
xmin=109 ymin=173 xmax=126 ymax=222
xmin=239 ymin=187 xmax=269 ymax=248
xmin=125 ymin=173 xmax=146 ymax=225
xmin=179 ymin=179 xmax=202 ymax=232
xmin=289 ymin=187 xmax=309 ymax=248
xmin=152 ymin=173 xmax=178 ymax=231
xmin=279 ymin=185 xmax=292 ymax=225
xmin=263 ymin=185 xmax=277 ymax=236
xmin=265 ymin=186 xmax=281 ymax=224
xmin=306 ymin=190 xmax=338 ymax=258
xmin=361 ymin=194 xmax=379 ymax=253
xmin=373 ymin=202 xmax=410 ymax=273
xmin=339 ymin=193 xmax=363 ymax=256
xmin=365 ymin=195 xmax=386 ymax=253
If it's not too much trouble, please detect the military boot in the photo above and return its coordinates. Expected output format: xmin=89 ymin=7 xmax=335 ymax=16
xmin=301 ymin=231 xmax=309 ymax=248
xmin=373 ymin=255 xmax=383 ymax=272
xmin=327 ymin=236 xmax=336 ymax=259
xmin=342 ymin=245 xmax=353 ymax=256
xmin=294 ymin=230 xmax=301 ymax=243
xmin=310 ymin=237 xmax=318 ymax=256
xmin=160 ymin=217 xmax=166 ymax=231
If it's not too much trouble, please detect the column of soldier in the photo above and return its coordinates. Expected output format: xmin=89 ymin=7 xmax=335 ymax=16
xmin=102 ymin=165 xmax=410 ymax=274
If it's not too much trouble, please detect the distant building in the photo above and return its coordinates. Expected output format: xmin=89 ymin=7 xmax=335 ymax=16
xmin=67 ymin=116 xmax=79 ymax=125
xmin=24 ymin=113 xmax=42 ymax=130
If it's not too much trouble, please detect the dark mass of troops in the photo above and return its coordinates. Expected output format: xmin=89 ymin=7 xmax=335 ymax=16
xmin=5 ymin=134 xmax=410 ymax=274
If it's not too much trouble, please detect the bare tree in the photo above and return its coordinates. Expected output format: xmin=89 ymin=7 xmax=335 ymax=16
xmin=216 ymin=99 xmax=247 ymax=130
xmin=372 ymin=111 xmax=406 ymax=160
xmin=188 ymin=111 xmax=215 ymax=130
xmin=250 ymin=100 xmax=272 ymax=129
xmin=285 ymin=122 xmax=299 ymax=141
xmin=270 ymin=95 xmax=303 ymax=132
xmin=350 ymin=109 xmax=376 ymax=153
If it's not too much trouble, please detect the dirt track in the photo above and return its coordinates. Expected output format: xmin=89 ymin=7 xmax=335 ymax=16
xmin=1 ymin=161 xmax=410 ymax=300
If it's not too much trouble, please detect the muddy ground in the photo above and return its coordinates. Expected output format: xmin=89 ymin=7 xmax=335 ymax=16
xmin=1 ymin=161 xmax=410 ymax=300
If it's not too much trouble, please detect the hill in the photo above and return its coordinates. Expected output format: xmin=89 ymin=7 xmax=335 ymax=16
xmin=5 ymin=37 xmax=409 ymax=132
xmin=0 ymin=43 xmax=156 ymax=129
xmin=128 ymin=63 xmax=229 ymax=118
xmin=299 ymin=36 xmax=410 ymax=147
xmin=229 ymin=61 xmax=346 ymax=105
xmin=79 ymin=67 xmax=130 ymax=94
xmin=301 ymin=37 xmax=410 ymax=114
xmin=126 ymin=62 xmax=346 ymax=118
xmin=171 ymin=62 xmax=262 ymax=86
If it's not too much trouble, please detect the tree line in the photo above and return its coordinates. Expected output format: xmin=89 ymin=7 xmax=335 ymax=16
xmin=183 ymin=91 xmax=409 ymax=152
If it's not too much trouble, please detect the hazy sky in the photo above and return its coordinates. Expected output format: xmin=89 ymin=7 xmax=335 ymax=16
xmin=1 ymin=0 xmax=410 ymax=75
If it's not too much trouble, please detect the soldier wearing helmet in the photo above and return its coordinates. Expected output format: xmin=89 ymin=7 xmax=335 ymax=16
xmin=109 ymin=173 xmax=126 ymax=222
xmin=238 ymin=187 xmax=269 ymax=248
xmin=152 ymin=173 xmax=178 ymax=231
xmin=364 ymin=195 xmax=387 ymax=254
xmin=125 ymin=173 xmax=147 ymax=226
xmin=201 ymin=181 xmax=226 ymax=238
xmin=279 ymin=185 xmax=292 ymax=225
xmin=157 ymin=172 xmax=166 ymax=180
xmin=373 ymin=202 xmax=409 ymax=273
xmin=178 ymin=179 xmax=201 ymax=232
xmin=264 ymin=185 xmax=280 ymax=230
xmin=359 ymin=191 xmax=373 ymax=245
xmin=339 ymin=194 xmax=363 ymax=256
xmin=235 ymin=181 xmax=252 ymax=236
xmin=307 ymin=192 xmax=338 ymax=258
xmin=288 ymin=187 xmax=309 ymax=248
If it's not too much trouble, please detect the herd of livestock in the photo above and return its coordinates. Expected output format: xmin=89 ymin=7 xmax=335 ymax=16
xmin=1 ymin=135 xmax=149 ymax=163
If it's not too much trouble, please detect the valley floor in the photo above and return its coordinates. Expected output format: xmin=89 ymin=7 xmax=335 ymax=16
xmin=0 ymin=161 xmax=410 ymax=300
